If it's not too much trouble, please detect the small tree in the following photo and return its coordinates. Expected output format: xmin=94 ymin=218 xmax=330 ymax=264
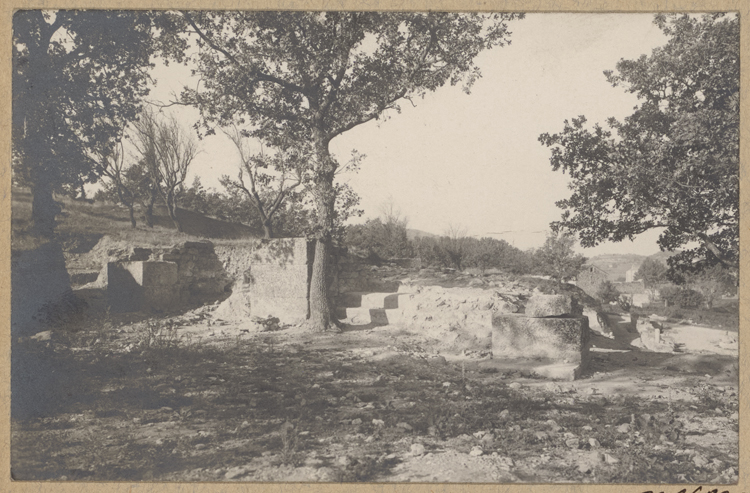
xmin=222 ymin=127 xmax=305 ymax=238
xmin=635 ymin=258 xmax=668 ymax=289
xmin=95 ymin=143 xmax=139 ymax=228
xmin=536 ymin=231 xmax=587 ymax=283
xmin=441 ymin=225 xmax=469 ymax=271
xmin=685 ymin=264 xmax=736 ymax=309
xmin=13 ymin=11 xmax=156 ymax=238
xmin=131 ymin=109 xmax=198 ymax=232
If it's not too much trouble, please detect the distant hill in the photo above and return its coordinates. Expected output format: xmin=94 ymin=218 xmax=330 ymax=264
xmin=585 ymin=254 xmax=646 ymax=282
xmin=11 ymin=187 xmax=261 ymax=254
xmin=406 ymin=228 xmax=438 ymax=240
xmin=647 ymin=251 xmax=673 ymax=265
xmin=586 ymin=251 xmax=675 ymax=281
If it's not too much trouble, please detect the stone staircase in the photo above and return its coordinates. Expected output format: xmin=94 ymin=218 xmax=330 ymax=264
xmin=335 ymin=289 xmax=412 ymax=326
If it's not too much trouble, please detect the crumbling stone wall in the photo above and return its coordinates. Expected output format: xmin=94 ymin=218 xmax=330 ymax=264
xmin=92 ymin=240 xmax=231 ymax=313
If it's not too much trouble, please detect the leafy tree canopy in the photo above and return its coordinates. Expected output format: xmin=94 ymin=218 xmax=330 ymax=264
xmin=634 ymin=258 xmax=668 ymax=288
xmin=13 ymin=10 xmax=158 ymax=235
xmin=539 ymin=14 xmax=739 ymax=278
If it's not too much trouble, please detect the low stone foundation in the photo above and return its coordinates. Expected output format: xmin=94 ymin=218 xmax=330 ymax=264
xmin=106 ymin=261 xmax=179 ymax=313
xmin=491 ymin=294 xmax=589 ymax=380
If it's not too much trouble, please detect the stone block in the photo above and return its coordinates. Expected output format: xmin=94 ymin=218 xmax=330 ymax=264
xmin=124 ymin=261 xmax=178 ymax=287
xmin=524 ymin=294 xmax=581 ymax=318
xmin=108 ymin=261 xmax=180 ymax=312
xmin=246 ymin=263 xmax=308 ymax=299
xmin=533 ymin=363 xmax=583 ymax=381
xmin=106 ymin=263 xmax=143 ymax=313
xmin=492 ymin=314 xmax=589 ymax=365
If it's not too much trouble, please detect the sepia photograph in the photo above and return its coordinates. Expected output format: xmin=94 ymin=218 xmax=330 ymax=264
xmin=8 ymin=5 xmax=741 ymax=487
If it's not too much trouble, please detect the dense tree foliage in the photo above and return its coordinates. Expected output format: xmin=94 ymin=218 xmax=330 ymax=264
xmin=346 ymin=218 xmax=413 ymax=262
xmin=634 ymin=258 xmax=668 ymax=288
xmin=13 ymin=10 xmax=157 ymax=237
xmin=165 ymin=11 xmax=523 ymax=331
xmin=534 ymin=232 xmax=587 ymax=282
xmin=539 ymin=14 xmax=739 ymax=278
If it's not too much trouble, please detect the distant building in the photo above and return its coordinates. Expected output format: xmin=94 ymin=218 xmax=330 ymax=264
xmin=576 ymin=264 xmax=609 ymax=298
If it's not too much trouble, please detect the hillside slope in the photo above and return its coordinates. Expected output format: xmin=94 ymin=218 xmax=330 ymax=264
xmin=12 ymin=187 xmax=261 ymax=254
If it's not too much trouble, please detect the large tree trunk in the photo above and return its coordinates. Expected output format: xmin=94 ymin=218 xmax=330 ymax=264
xmin=144 ymin=187 xmax=157 ymax=227
xmin=166 ymin=193 xmax=182 ymax=233
xmin=128 ymin=204 xmax=136 ymax=229
xmin=31 ymin=178 xmax=61 ymax=239
xmin=305 ymin=135 xmax=340 ymax=332
xmin=261 ymin=220 xmax=273 ymax=239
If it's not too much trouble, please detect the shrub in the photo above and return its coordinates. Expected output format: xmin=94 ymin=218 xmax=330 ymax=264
xmin=596 ymin=281 xmax=621 ymax=304
xmin=661 ymin=286 xmax=704 ymax=309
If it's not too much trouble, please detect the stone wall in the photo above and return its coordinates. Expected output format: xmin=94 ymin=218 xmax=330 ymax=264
xmin=213 ymin=238 xmax=312 ymax=324
xmin=94 ymin=240 xmax=231 ymax=313
xmin=105 ymin=261 xmax=179 ymax=313
xmin=576 ymin=266 xmax=608 ymax=297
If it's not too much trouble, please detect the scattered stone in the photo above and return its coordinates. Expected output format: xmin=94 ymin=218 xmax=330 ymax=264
xmin=372 ymin=419 xmax=385 ymax=427
xmin=544 ymin=382 xmax=562 ymax=393
xmin=396 ymin=422 xmax=413 ymax=431
xmin=30 ymin=330 xmax=53 ymax=341
xmin=469 ymin=446 xmax=483 ymax=457
xmin=546 ymin=420 xmax=562 ymax=432
xmin=304 ymin=457 xmax=324 ymax=467
xmin=224 ymin=466 xmax=248 ymax=480
xmin=693 ymin=454 xmax=709 ymax=468
xmin=565 ymin=438 xmax=580 ymax=449
xmin=582 ymin=425 xmax=593 ymax=432
xmin=351 ymin=418 xmax=362 ymax=425
xmin=442 ymin=382 xmax=451 ymax=387
xmin=410 ymin=443 xmax=426 ymax=456
xmin=509 ymin=382 xmax=522 ymax=390
xmin=604 ymin=453 xmax=619 ymax=465
xmin=576 ymin=451 xmax=603 ymax=474
xmin=588 ymin=438 xmax=601 ymax=448
xmin=499 ymin=409 xmax=510 ymax=419
xmin=616 ymin=423 xmax=631 ymax=434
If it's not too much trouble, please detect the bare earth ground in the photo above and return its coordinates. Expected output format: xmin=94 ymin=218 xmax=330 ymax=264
xmin=11 ymin=297 xmax=738 ymax=484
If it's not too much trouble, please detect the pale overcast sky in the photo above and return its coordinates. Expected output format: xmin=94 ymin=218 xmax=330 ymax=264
xmin=146 ymin=13 xmax=671 ymax=256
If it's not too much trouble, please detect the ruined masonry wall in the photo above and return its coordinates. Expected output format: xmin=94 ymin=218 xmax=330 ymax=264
xmin=213 ymin=238 xmax=311 ymax=324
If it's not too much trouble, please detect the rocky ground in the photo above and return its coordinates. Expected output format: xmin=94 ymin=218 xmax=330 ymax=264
xmin=11 ymin=276 xmax=739 ymax=484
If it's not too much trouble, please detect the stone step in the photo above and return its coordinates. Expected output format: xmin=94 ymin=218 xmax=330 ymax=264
xmin=337 ymin=291 xmax=411 ymax=309
xmin=336 ymin=306 xmax=406 ymax=326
